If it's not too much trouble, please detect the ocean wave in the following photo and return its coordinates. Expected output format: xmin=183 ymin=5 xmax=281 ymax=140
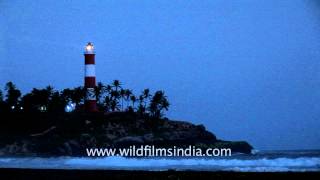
xmin=64 ymin=156 xmax=320 ymax=172
xmin=0 ymin=156 xmax=319 ymax=172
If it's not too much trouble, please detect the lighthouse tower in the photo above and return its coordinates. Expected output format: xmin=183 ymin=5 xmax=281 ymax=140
xmin=84 ymin=42 xmax=97 ymax=112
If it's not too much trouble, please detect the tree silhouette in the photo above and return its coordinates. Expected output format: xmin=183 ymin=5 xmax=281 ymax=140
xmin=21 ymin=86 xmax=53 ymax=112
xmin=95 ymin=82 xmax=104 ymax=105
xmin=137 ymin=95 xmax=145 ymax=115
xmin=138 ymin=88 xmax=151 ymax=114
xmin=0 ymin=90 xmax=3 ymax=103
xmin=47 ymin=91 xmax=65 ymax=112
xmin=130 ymin=95 xmax=137 ymax=111
xmin=60 ymin=87 xmax=81 ymax=104
xmin=120 ymin=89 xmax=126 ymax=111
xmin=148 ymin=91 xmax=170 ymax=118
xmin=112 ymin=80 xmax=121 ymax=92
xmin=1 ymin=80 xmax=170 ymax=118
xmin=72 ymin=86 xmax=85 ymax=106
xmin=61 ymin=88 xmax=73 ymax=103
xmin=110 ymin=99 xmax=120 ymax=111
xmin=124 ymin=89 xmax=132 ymax=110
xmin=105 ymin=85 xmax=112 ymax=94
xmin=110 ymin=90 xmax=120 ymax=111
xmin=104 ymin=96 xmax=112 ymax=112
xmin=5 ymin=82 xmax=21 ymax=111
xmin=0 ymin=90 xmax=5 ymax=113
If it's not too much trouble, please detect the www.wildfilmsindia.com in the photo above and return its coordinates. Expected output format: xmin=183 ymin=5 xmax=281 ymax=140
xmin=86 ymin=145 xmax=232 ymax=157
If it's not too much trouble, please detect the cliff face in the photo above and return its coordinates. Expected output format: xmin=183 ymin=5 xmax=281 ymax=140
xmin=0 ymin=112 xmax=253 ymax=156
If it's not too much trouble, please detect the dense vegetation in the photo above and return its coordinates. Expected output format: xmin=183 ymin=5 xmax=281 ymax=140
xmin=0 ymin=81 xmax=253 ymax=155
xmin=0 ymin=80 xmax=170 ymax=118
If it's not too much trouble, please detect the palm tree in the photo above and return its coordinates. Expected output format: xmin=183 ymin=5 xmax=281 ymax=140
xmin=95 ymin=82 xmax=105 ymax=105
xmin=143 ymin=89 xmax=151 ymax=99
xmin=105 ymin=85 xmax=112 ymax=94
xmin=104 ymin=96 xmax=112 ymax=112
xmin=72 ymin=86 xmax=85 ymax=106
xmin=112 ymin=80 xmax=121 ymax=92
xmin=137 ymin=95 xmax=146 ymax=115
xmin=109 ymin=88 xmax=120 ymax=112
xmin=109 ymin=80 xmax=122 ymax=111
xmin=120 ymin=89 xmax=126 ymax=111
xmin=142 ymin=88 xmax=151 ymax=112
xmin=110 ymin=90 xmax=119 ymax=101
xmin=148 ymin=91 xmax=170 ymax=118
xmin=130 ymin=95 xmax=136 ymax=110
xmin=110 ymin=99 xmax=120 ymax=111
xmin=138 ymin=95 xmax=144 ymax=104
xmin=124 ymin=89 xmax=132 ymax=110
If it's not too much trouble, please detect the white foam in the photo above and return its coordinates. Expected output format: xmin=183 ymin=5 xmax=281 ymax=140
xmin=1 ymin=156 xmax=319 ymax=172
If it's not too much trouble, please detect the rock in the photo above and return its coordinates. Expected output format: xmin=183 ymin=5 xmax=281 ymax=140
xmin=143 ymin=133 xmax=154 ymax=143
xmin=114 ymin=136 xmax=145 ymax=146
xmin=213 ymin=141 xmax=253 ymax=154
xmin=63 ymin=142 xmax=73 ymax=155
xmin=0 ymin=112 xmax=253 ymax=156
xmin=105 ymin=134 xmax=117 ymax=141
xmin=63 ymin=140 xmax=81 ymax=156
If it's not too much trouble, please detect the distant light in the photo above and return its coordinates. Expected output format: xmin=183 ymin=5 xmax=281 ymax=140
xmin=65 ymin=102 xmax=76 ymax=112
xmin=40 ymin=106 xmax=47 ymax=112
xmin=11 ymin=106 xmax=15 ymax=109
xmin=20 ymin=107 xmax=23 ymax=110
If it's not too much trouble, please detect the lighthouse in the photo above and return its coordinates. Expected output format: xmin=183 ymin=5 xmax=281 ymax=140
xmin=84 ymin=42 xmax=97 ymax=112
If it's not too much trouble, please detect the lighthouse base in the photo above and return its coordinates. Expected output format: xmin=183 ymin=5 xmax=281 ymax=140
xmin=85 ymin=100 xmax=98 ymax=112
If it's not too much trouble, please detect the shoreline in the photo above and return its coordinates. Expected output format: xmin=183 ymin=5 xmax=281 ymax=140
xmin=0 ymin=168 xmax=319 ymax=179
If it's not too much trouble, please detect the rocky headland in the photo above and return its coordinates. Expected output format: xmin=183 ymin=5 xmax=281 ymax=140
xmin=0 ymin=112 xmax=253 ymax=156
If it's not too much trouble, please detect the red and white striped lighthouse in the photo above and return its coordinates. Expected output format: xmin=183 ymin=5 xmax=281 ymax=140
xmin=84 ymin=42 xmax=97 ymax=112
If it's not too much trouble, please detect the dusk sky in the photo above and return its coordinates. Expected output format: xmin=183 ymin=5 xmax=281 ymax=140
xmin=1 ymin=0 xmax=320 ymax=150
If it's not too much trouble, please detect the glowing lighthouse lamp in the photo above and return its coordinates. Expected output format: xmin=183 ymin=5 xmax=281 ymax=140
xmin=84 ymin=42 xmax=98 ymax=112
xmin=85 ymin=42 xmax=94 ymax=53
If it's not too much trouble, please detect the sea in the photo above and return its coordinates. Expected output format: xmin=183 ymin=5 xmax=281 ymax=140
xmin=0 ymin=150 xmax=319 ymax=172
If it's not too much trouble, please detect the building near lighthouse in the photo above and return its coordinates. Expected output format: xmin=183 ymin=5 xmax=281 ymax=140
xmin=84 ymin=42 xmax=98 ymax=112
